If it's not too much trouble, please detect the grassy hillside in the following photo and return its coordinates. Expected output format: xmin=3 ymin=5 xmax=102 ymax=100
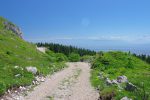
xmin=0 ymin=17 xmax=66 ymax=95
xmin=91 ymin=51 xmax=150 ymax=100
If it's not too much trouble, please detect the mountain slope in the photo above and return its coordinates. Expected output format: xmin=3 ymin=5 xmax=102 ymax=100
xmin=0 ymin=17 xmax=66 ymax=95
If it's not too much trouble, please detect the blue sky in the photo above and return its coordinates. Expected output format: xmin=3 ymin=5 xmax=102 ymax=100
xmin=0 ymin=0 xmax=150 ymax=53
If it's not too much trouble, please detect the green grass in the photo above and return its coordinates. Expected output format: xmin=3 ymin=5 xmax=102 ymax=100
xmin=91 ymin=51 xmax=150 ymax=100
xmin=0 ymin=17 xmax=67 ymax=95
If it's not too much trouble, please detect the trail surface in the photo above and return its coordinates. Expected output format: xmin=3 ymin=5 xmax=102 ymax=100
xmin=25 ymin=62 xmax=99 ymax=100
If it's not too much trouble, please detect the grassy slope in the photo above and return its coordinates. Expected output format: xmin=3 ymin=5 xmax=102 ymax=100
xmin=0 ymin=17 xmax=66 ymax=95
xmin=91 ymin=51 xmax=150 ymax=99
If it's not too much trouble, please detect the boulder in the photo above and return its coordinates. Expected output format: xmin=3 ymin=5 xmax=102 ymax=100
xmin=117 ymin=75 xmax=128 ymax=83
xmin=36 ymin=47 xmax=46 ymax=53
xmin=125 ymin=82 xmax=137 ymax=91
xmin=3 ymin=21 xmax=22 ymax=38
xmin=26 ymin=66 xmax=37 ymax=74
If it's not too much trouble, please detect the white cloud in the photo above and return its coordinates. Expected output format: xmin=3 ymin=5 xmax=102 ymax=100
xmin=25 ymin=34 xmax=150 ymax=44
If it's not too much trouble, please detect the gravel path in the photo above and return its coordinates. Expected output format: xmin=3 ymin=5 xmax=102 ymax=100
xmin=24 ymin=62 xmax=99 ymax=100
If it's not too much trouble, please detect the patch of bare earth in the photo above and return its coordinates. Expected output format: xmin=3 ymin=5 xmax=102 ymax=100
xmin=24 ymin=62 xmax=99 ymax=100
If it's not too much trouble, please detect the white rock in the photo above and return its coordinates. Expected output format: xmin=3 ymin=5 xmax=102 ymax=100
xmin=117 ymin=75 xmax=128 ymax=83
xmin=26 ymin=66 xmax=37 ymax=74
xmin=32 ymin=81 xmax=36 ymax=85
xmin=35 ymin=76 xmax=41 ymax=82
xmin=40 ymin=77 xmax=45 ymax=82
xmin=106 ymin=78 xmax=112 ymax=85
xmin=35 ymin=81 xmax=40 ymax=85
xmin=35 ymin=76 xmax=45 ymax=82
xmin=15 ymin=74 xmax=21 ymax=77
xmin=19 ymin=86 xmax=26 ymax=91
xmin=7 ymin=89 xmax=10 ymax=93
xmin=112 ymin=79 xmax=118 ymax=84
xmin=14 ymin=66 xmax=19 ymax=68
xmin=36 ymin=47 xmax=46 ymax=53
xmin=120 ymin=96 xmax=132 ymax=100
xmin=41 ymin=79 xmax=45 ymax=82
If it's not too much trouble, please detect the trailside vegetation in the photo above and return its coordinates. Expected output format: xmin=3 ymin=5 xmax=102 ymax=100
xmin=68 ymin=53 xmax=80 ymax=62
xmin=91 ymin=51 xmax=150 ymax=100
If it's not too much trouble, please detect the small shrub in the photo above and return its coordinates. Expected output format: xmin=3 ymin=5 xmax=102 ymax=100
xmin=68 ymin=53 xmax=80 ymax=62
xmin=55 ymin=53 xmax=68 ymax=62
xmin=81 ymin=55 xmax=94 ymax=62
xmin=6 ymin=51 xmax=12 ymax=55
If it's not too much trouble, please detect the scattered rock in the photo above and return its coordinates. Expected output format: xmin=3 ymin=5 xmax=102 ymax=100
xmin=26 ymin=66 xmax=37 ymax=74
xmin=125 ymin=82 xmax=137 ymax=91
xmin=0 ymin=75 xmax=45 ymax=100
xmin=35 ymin=76 xmax=40 ymax=82
xmin=0 ymin=84 xmax=33 ymax=100
xmin=14 ymin=66 xmax=19 ymax=69
xmin=106 ymin=78 xmax=119 ymax=85
xmin=19 ymin=86 xmax=26 ymax=91
xmin=106 ymin=78 xmax=112 ymax=85
xmin=7 ymin=89 xmax=10 ymax=93
xmin=40 ymin=77 xmax=45 ymax=82
xmin=15 ymin=74 xmax=21 ymax=77
xmin=112 ymin=79 xmax=119 ymax=84
xmin=120 ymin=96 xmax=132 ymax=100
xmin=35 ymin=76 xmax=45 ymax=82
xmin=104 ymin=75 xmax=128 ymax=86
xmin=98 ymin=72 xmax=104 ymax=79
xmin=32 ymin=80 xmax=39 ymax=85
xmin=117 ymin=75 xmax=128 ymax=83
xmin=32 ymin=76 xmax=46 ymax=85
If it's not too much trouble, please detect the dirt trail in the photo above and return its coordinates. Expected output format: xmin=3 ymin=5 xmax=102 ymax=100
xmin=24 ymin=62 xmax=99 ymax=100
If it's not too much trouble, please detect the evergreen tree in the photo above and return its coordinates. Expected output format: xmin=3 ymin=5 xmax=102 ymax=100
xmin=36 ymin=42 xmax=96 ymax=56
